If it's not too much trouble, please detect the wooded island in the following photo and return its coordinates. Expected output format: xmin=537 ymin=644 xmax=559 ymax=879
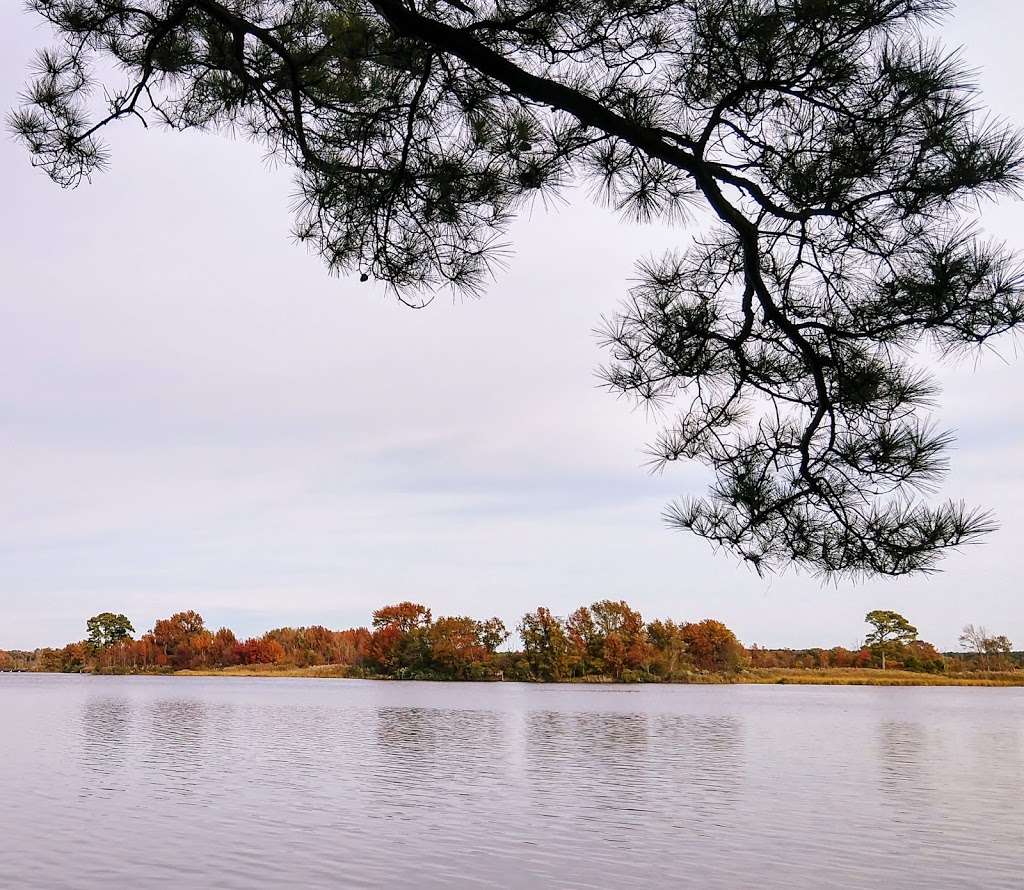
xmin=3 ymin=603 xmax=1020 ymax=686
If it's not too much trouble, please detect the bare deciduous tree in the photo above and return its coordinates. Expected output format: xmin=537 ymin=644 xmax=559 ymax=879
xmin=959 ymin=623 xmax=1014 ymax=670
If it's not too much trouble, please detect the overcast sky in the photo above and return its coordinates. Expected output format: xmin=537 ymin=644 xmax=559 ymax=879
xmin=2 ymin=2 xmax=1023 ymax=651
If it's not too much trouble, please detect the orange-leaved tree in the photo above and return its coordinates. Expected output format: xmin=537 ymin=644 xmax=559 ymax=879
xmin=681 ymin=620 xmax=746 ymax=673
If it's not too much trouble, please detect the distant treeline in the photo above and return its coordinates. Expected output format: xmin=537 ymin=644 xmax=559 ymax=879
xmin=1 ymin=603 xmax=1018 ymax=681
xmin=749 ymin=645 xmax=1022 ymax=673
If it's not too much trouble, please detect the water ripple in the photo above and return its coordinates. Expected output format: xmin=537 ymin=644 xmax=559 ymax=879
xmin=0 ymin=676 xmax=1022 ymax=888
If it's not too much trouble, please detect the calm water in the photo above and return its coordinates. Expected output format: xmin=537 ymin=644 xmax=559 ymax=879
xmin=1 ymin=675 xmax=1022 ymax=888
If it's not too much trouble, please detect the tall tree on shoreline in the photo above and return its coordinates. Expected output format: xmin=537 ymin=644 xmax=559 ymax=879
xmin=864 ymin=609 xmax=918 ymax=670
xmin=85 ymin=612 xmax=135 ymax=650
xmin=12 ymin=1 xmax=1024 ymax=577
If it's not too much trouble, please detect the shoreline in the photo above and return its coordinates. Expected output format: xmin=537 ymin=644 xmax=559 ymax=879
xmin=7 ymin=665 xmax=1018 ymax=687
xmin=174 ymin=667 xmax=1024 ymax=686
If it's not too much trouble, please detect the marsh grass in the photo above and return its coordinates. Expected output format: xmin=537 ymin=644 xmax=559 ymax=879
xmin=176 ymin=664 xmax=354 ymax=679
xmin=745 ymin=668 xmax=1024 ymax=687
xmin=172 ymin=665 xmax=1024 ymax=686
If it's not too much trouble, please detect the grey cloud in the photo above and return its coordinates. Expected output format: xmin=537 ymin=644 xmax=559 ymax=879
xmin=2 ymin=3 xmax=1023 ymax=652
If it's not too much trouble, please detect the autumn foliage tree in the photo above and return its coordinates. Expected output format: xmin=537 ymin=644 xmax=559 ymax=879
xmin=372 ymin=602 xmax=432 ymax=632
xmin=563 ymin=600 xmax=652 ymax=679
xmin=520 ymin=603 xmax=748 ymax=681
xmin=565 ymin=606 xmax=600 ymax=676
xmin=265 ymin=625 xmax=372 ymax=667
xmin=429 ymin=616 xmax=485 ymax=678
xmin=592 ymin=600 xmax=651 ymax=678
xmin=680 ymin=620 xmax=746 ymax=673
xmin=646 ymin=619 xmax=689 ymax=680
xmin=477 ymin=617 xmax=510 ymax=655
xmin=369 ymin=601 xmax=434 ymax=674
xmin=519 ymin=607 xmax=571 ymax=682
xmin=152 ymin=610 xmax=211 ymax=668
xmin=235 ymin=637 xmax=286 ymax=665
xmin=900 ymin=640 xmax=945 ymax=674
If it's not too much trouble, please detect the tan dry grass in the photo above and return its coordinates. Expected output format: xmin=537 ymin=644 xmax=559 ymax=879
xmin=176 ymin=664 xmax=353 ymax=679
xmin=744 ymin=668 xmax=1024 ymax=687
xmin=173 ymin=665 xmax=1024 ymax=686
